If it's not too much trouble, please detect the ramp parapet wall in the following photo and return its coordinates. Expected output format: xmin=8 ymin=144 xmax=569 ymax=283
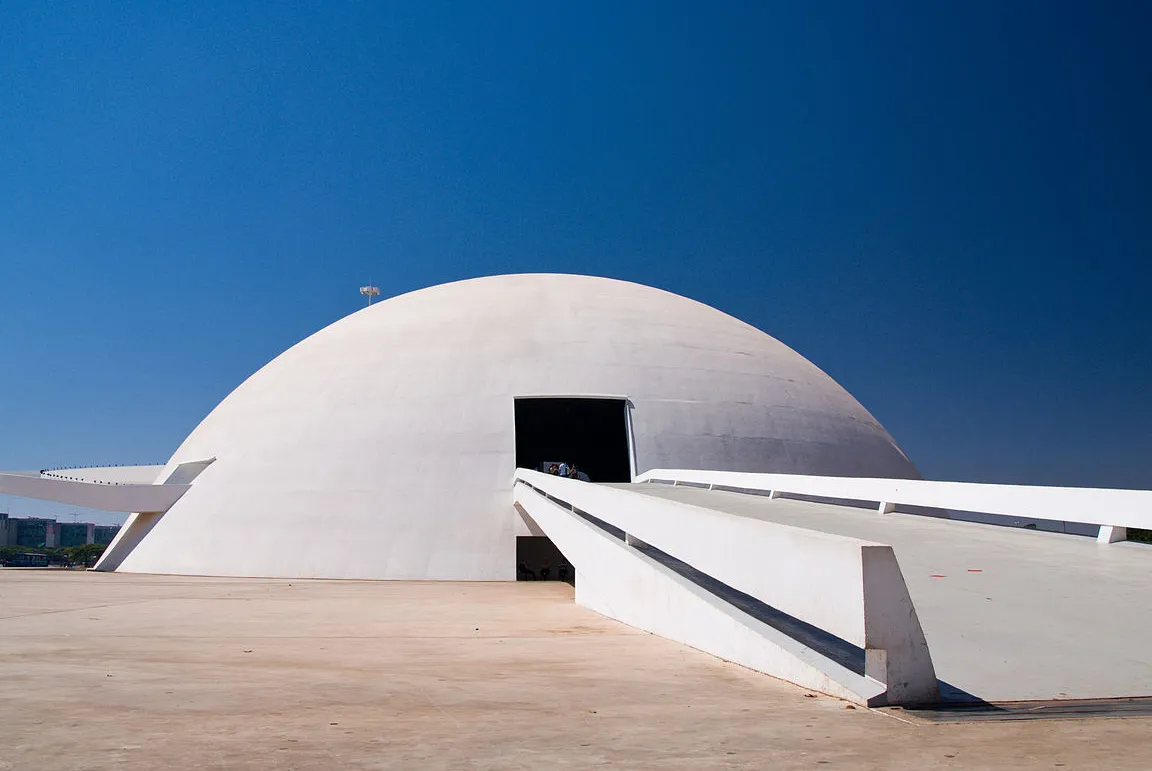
xmin=638 ymin=469 xmax=1152 ymax=544
xmin=40 ymin=464 xmax=166 ymax=485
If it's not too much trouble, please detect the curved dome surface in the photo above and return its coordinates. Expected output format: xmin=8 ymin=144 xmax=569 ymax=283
xmin=115 ymin=273 xmax=917 ymax=579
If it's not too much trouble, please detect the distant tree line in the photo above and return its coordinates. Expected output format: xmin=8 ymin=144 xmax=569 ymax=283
xmin=0 ymin=543 xmax=108 ymax=567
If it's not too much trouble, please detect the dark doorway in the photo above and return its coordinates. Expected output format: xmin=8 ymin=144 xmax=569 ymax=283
xmin=516 ymin=536 xmax=574 ymax=584
xmin=514 ymin=397 xmax=632 ymax=483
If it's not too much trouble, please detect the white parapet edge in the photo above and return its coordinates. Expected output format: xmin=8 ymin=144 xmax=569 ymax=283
xmin=637 ymin=468 xmax=1152 ymax=544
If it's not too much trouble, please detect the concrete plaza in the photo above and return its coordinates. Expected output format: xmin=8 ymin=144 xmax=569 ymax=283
xmin=1 ymin=571 xmax=1149 ymax=770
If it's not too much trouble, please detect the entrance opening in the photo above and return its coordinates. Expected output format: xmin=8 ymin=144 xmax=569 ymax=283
xmin=513 ymin=396 xmax=630 ymax=584
xmin=513 ymin=397 xmax=632 ymax=483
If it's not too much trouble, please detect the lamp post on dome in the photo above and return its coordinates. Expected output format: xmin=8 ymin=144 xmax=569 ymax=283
xmin=360 ymin=284 xmax=380 ymax=306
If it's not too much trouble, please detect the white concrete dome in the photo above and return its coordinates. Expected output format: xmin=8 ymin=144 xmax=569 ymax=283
xmin=114 ymin=273 xmax=917 ymax=579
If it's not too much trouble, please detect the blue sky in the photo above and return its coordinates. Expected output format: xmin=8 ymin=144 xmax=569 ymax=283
xmin=2 ymin=1 xmax=1149 ymax=524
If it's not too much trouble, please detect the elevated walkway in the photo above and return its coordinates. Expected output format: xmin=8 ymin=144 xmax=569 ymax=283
xmin=0 ymin=461 xmax=213 ymax=516
xmin=0 ymin=460 xmax=215 ymax=573
xmin=623 ymin=482 xmax=1152 ymax=703
xmin=0 ymin=471 xmax=189 ymax=514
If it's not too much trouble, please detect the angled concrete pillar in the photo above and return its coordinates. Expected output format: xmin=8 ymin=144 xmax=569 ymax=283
xmin=1097 ymin=525 xmax=1127 ymax=544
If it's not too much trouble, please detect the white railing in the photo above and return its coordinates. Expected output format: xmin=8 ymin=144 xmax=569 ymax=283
xmin=636 ymin=469 xmax=1152 ymax=544
xmin=513 ymin=468 xmax=937 ymax=706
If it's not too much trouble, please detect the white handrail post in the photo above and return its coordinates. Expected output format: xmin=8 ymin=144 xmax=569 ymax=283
xmin=1098 ymin=525 xmax=1127 ymax=544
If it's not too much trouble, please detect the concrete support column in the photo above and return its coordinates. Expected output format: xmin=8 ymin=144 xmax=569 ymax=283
xmin=625 ymin=532 xmax=648 ymax=549
xmin=878 ymin=502 xmax=896 ymax=514
xmin=1097 ymin=525 xmax=1127 ymax=544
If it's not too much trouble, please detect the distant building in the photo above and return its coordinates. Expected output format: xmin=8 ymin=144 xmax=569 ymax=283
xmin=94 ymin=525 xmax=120 ymax=545
xmin=0 ymin=513 xmax=120 ymax=548
xmin=58 ymin=522 xmax=89 ymax=547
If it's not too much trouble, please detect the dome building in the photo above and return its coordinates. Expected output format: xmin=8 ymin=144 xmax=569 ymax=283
xmin=98 ymin=273 xmax=917 ymax=579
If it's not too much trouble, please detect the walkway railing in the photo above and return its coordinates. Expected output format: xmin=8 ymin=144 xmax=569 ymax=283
xmin=40 ymin=464 xmax=165 ymax=485
xmin=637 ymin=469 xmax=1152 ymax=544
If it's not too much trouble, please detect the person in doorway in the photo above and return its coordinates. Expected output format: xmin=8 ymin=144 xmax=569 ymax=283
xmin=547 ymin=463 xmax=560 ymax=475
xmin=540 ymin=562 xmax=551 ymax=581
xmin=569 ymin=464 xmax=590 ymax=482
xmin=557 ymin=461 xmax=569 ymax=477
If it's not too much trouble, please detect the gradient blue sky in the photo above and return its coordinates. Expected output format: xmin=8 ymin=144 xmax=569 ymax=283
xmin=2 ymin=1 xmax=1149 ymax=524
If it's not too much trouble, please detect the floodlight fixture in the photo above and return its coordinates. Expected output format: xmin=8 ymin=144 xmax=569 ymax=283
xmin=360 ymin=285 xmax=381 ymax=306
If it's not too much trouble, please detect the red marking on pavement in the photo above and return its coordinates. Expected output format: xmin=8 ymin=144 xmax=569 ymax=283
xmin=968 ymin=569 xmax=983 ymax=573
xmin=930 ymin=574 xmax=946 ymax=578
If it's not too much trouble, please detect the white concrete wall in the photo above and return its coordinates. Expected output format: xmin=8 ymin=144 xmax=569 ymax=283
xmin=110 ymin=274 xmax=918 ymax=580
xmin=637 ymin=468 xmax=1152 ymax=541
xmin=514 ymin=469 xmax=937 ymax=705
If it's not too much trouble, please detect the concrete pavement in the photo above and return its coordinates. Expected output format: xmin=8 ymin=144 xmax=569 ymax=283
xmin=1 ymin=570 xmax=1149 ymax=770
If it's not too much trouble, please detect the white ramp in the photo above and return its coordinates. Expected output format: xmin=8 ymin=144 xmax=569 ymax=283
xmin=629 ymin=481 xmax=1152 ymax=702
xmin=513 ymin=469 xmax=937 ymax=706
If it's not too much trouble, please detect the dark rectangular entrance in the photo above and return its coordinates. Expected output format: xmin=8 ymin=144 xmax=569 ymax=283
xmin=513 ymin=397 xmax=632 ymax=483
